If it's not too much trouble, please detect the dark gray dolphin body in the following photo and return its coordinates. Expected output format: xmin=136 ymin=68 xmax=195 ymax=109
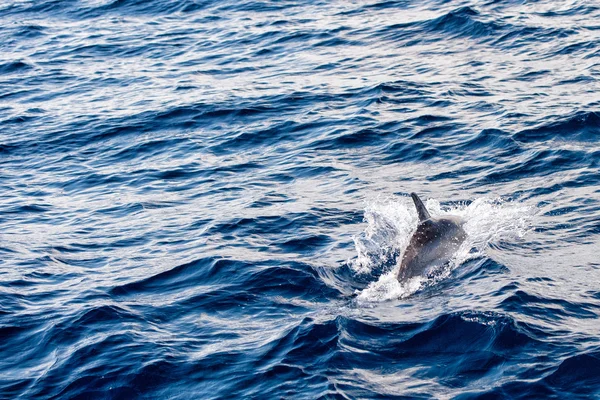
xmin=397 ymin=193 xmax=467 ymax=282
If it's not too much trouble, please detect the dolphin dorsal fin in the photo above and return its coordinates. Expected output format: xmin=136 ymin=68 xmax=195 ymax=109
xmin=411 ymin=193 xmax=431 ymax=222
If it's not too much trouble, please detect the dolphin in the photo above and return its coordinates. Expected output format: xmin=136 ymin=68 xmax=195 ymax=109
xmin=397 ymin=193 xmax=467 ymax=282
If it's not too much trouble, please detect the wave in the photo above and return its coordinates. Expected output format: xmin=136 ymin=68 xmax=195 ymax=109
xmin=0 ymin=60 xmax=33 ymax=74
xmin=327 ymin=310 xmax=553 ymax=398
xmin=500 ymin=290 xmax=598 ymax=321
xmin=425 ymin=6 xmax=503 ymax=39
xmin=514 ymin=111 xmax=600 ymax=143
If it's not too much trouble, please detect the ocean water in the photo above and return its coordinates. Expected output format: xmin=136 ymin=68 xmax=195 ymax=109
xmin=1 ymin=0 xmax=600 ymax=398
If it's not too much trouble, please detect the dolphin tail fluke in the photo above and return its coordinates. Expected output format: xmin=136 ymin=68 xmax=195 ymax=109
xmin=411 ymin=193 xmax=431 ymax=222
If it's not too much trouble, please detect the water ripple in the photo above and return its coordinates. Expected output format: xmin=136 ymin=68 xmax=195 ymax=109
xmin=1 ymin=0 xmax=600 ymax=398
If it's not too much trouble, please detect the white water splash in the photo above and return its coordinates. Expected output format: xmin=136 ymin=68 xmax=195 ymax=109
xmin=351 ymin=199 xmax=416 ymax=275
xmin=353 ymin=196 xmax=535 ymax=302
xmin=357 ymin=272 xmax=426 ymax=302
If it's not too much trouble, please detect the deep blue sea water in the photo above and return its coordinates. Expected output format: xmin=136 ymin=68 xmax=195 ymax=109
xmin=1 ymin=0 xmax=600 ymax=398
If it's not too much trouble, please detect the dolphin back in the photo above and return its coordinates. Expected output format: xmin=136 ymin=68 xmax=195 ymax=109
xmin=411 ymin=193 xmax=431 ymax=222
xmin=398 ymin=194 xmax=467 ymax=282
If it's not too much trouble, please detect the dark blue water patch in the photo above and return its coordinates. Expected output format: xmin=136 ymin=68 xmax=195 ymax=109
xmin=230 ymin=364 xmax=321 ymax=399
xmin=310 ymin=125 xmax=398 ymax=150
xmin=98 ymin=0 xmax=210 ymax=15
xmin=46 ymin=157 xmax=257 ymax=194
xmin=30 ymin=333 xmax=167 ymax=399
xmin=544 ymin=205 xmax=579 ymax=217
xmin=276 ymin=316 xmax=340 ymax=369
xmin=444 ymin=83 xmax=495 ymax=99
xmin=481 ymin=148 xmax=589 ymax=184
xmin=375 ymin=80 xmax=436 ymax=99
xmin=207 ymin=214 xmax=302 ymax=237
xmin=458 ymin=128 xmax=521 ymax=152
xmin=558 ymin=74 xmax=596 ymax=85
xmin=54 ymin=43 xmax=128 ymax=59
xmin=275 ymin=234 xmax=332 ymax=253
xmin=451 ymin=258 xmax=510 ymax=283
xmin=412 ymin=125 xmax=466 ymax=145
xmin=109 ymin=256 xmax=340 ymax=304
xmin=0 ymin=87 xmax=43 ymax=103
xmin=0 ymin=60 xmax=33 ymax=74
xmin=363 ymin=0 xmax=414 ymax=11
xmin=425 ymin=6 xmax=504 ymax=40
xmin=535 ymin=4 xmax=600 ymax=17
xmin=244 ymin=262 xmax=343 ymax=300
xmin=369 ymin=6 xmax=505 ymax=46
xmin=215 ymin=0 xmax=306 ymax=13
xmin=13 ymin=24 xmax=47 ymax=38
xmin=109 ymin=257 xmax=242 ymax=295
xmin=428 ymin=163 xmax=489 ymax=183
xmin=509 ymin=68 xmax=552 ymax=82
xmin=514 ymin=111 xmax=600 ymax=143
xmin=554 ymin=38 xmax=600 ymax=57
xmin=406 ymin=114 xmax=454 ymax=125
xmin=153 ymin=100 xmax=295 ymax=127
xmin=587 ymin=291 xmax=600 ymax=301
xmin=519 ymin=167 xmax=600 ymax=200
xmin=333 ymin=311 xmax=550 ymax=395
xmin=282 ymin=165 xmax=340 ymax=180
xmin=0 ymin=0 xmax=67 ymax=16
xmin=209 ymin=119 xmax=327 ymax=154
xmin=383 ymin=141 xmax=442 ymax=162
xmin=314 ymin=36 xmax=363 ymax=48
xmin=493 ymin=281 xmax=521 ymax=299
xmin=267 ymin=30 xmax=334 ymax=47
xmin=3 ymin=0 xmax=212 ymax=18
xmin=109 ymin=137 xmax=193 ymax=162
xmin=460 ymin=349 xmax=600 ymax=399
xmin=499 ymin=290 xmax=598 ymax=321
xmin=492 ymin=26 xmax=579 ymax=50
xmin=540 ymin=351 xmax=600 ymax=397
xmin=158 ymin=162 xmax=262 ymax=181
xmin=56 ymin=170 xmax=129 ymax=193
xmin=15 ymin=95 xmax=316 ymax=156
xmin=248 ymin=191 xmax=295 ymax=208
xmin=0 ymin=112 xmax=44 ymax=126
xmin=36 ymin=121 xmax=149 ymax=154
xmin=219 ymin=317 xmax=335 ymax=398
xmin=203 ymin=209 xmax=356 ymax=256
